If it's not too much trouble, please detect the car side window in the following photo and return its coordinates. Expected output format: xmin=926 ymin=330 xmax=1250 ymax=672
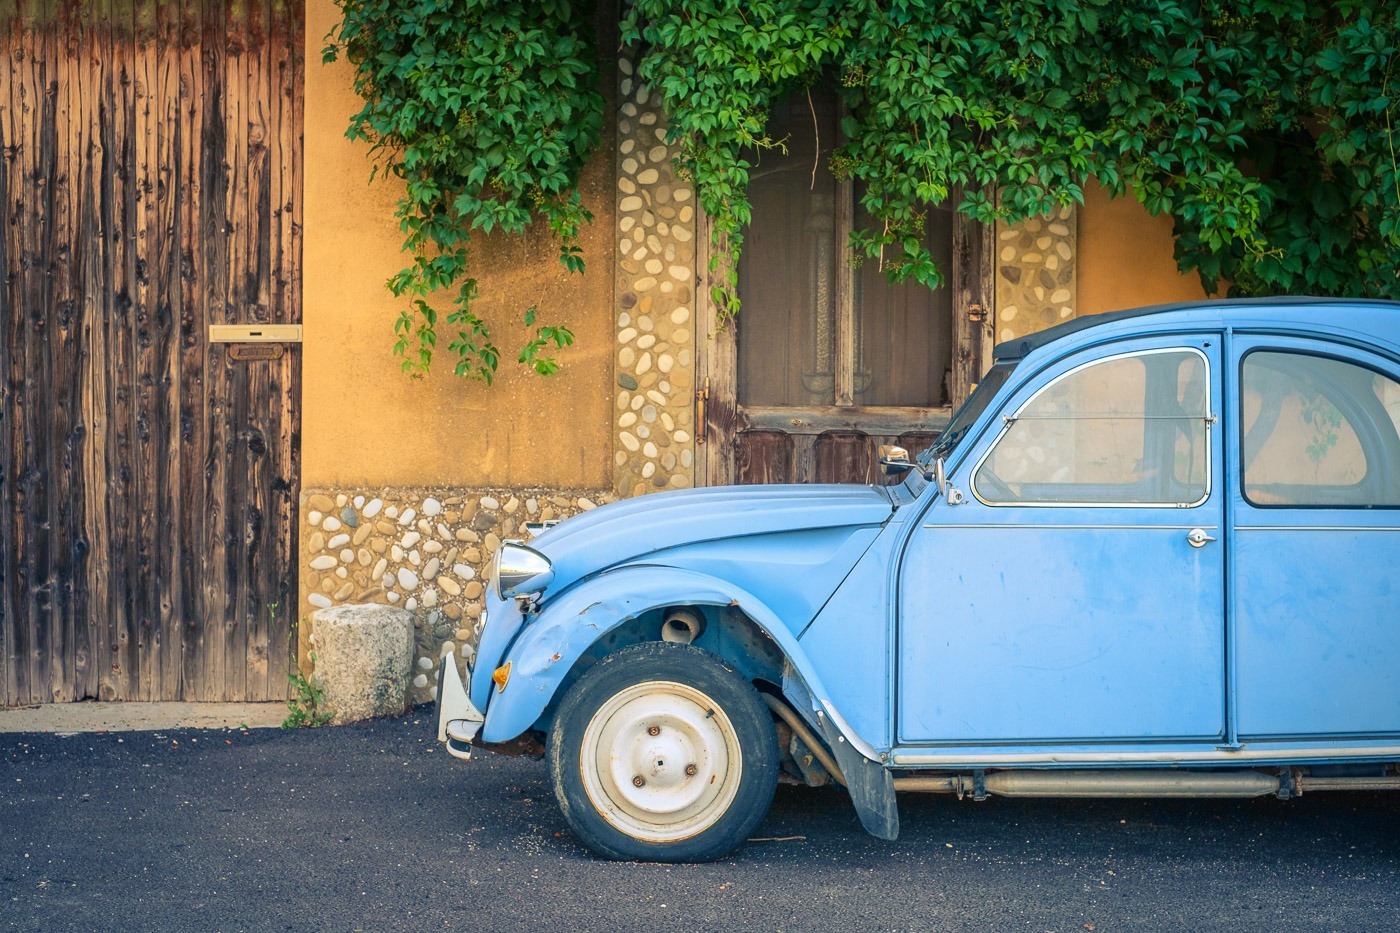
xmin=1241 ymin=351 xmax=1400 ymax=507
xmin=974 ymin=348 xmax=1209 ymax=506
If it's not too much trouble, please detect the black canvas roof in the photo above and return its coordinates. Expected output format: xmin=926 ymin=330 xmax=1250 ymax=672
xmin=992 ymin=297 xmax=1400 ymax=361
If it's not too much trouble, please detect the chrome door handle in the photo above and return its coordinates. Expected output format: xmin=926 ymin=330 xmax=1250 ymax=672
xmin=1186 ymin=528 xmax=1217 ymax=548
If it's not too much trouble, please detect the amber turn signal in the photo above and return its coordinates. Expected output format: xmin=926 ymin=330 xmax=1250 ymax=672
xmin=492 ymin=662 xmax=512 ymax=692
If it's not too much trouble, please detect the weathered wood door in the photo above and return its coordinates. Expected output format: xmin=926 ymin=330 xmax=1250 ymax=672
xmin=0 ymin=1 xmax=303 ymax=704
xmin=700 ymin=92 xmax=993 ymax=486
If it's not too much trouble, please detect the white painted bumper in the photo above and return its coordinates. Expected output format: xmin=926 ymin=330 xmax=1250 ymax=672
xmin=435 ymin=649 xmax=486 ymax=761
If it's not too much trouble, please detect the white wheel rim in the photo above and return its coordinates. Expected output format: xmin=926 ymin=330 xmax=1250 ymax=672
xmin=579 ymin=680 xmax=743 ymax=844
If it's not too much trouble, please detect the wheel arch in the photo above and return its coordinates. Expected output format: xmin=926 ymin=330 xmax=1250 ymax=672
xmin=478 ymin=566 xmax=841 ymax=744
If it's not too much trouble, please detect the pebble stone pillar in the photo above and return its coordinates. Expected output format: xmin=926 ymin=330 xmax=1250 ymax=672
xmin=611 ymin=54 xmax=699 ymax=499
xmin=994 ymin=205 xmax=1078 ymax=343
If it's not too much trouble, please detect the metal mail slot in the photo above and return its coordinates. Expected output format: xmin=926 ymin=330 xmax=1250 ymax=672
xmin=227 ymin=344 xmax=284 ymax=361
xmin=208 ymin=324 xmax=303 ymax=344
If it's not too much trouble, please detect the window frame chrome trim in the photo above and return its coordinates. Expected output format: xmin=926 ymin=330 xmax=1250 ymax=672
xmin=923 ymin=524 xmax=1220 ymax=531
xmin=1235 ymin=525 xmax=1400 ymax=532
xmin=970 ymin=346 xmax=1214 ymax=509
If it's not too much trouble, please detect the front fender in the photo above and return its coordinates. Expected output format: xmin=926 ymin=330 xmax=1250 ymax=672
xmin=478 ymin=565 xmax=847 ymax=746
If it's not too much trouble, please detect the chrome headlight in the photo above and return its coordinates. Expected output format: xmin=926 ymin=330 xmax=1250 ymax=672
xmin=490 ymin=542 xmax=554 ymax=600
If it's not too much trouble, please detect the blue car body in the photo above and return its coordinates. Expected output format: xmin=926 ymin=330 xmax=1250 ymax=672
xmin=440 ymin=298 xmax=1400 ymax=847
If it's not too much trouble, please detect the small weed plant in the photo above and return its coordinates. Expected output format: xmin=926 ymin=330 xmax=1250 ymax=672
xmin=283 ymin=652 xmax=335 ymax=729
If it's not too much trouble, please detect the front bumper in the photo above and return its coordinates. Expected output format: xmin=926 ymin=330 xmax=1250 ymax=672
xmin=435 ymin=648 xmax=486 ymax=760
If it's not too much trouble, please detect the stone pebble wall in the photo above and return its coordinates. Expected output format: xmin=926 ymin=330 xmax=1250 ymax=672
xmin=300 ymin=488 xmax=614 ymax=705
xmin=612 ymin=56 xmax=698 ymax=498
xmin=995 ymin=205 xmax=1078 ymax=343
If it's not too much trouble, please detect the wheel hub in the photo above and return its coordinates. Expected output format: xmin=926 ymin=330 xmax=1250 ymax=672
xmin=580 ymin=680 xmax=743 ymax=843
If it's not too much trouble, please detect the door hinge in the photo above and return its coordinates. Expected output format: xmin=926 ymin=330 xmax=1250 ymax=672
xmin=966 ymin=303 xmax=987 ymax=324
xmin=695 ymin=378 xmax=710 ymax=445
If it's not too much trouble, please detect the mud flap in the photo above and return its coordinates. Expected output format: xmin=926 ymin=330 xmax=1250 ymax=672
xmin=818 ymin=711 xmax=899 ymax=840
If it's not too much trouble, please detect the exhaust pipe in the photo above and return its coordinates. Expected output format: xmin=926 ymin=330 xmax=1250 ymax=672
xmin=1297 ymin=774 xmax=1400 ymax=793
xmin=893 ymin=769 xmax=1280 ymax=798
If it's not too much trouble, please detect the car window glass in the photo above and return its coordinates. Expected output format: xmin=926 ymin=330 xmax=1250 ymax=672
xmin=1174 ymin=352 xmax=1209 ymax=492
xmin=923 ymin=360 xmax=1017 ymax=462
xmin=975 ymin=348 xmax=1209 ymax=505
xmin=1241 ymin=351 xmax=1400 ymax=507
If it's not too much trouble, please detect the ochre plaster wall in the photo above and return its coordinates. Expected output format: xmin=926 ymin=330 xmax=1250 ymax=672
xmin=301 ymin=0 xmax=615 ymax=490
xmin=1077 ymin=180 xmax=1211 ymax=315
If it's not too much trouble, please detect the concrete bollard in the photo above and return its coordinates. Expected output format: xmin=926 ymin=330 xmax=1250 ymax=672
xmin=309 ymin=604 xmax=415 ymax=724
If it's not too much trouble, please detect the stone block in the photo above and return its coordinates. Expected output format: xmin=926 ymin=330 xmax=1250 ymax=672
xmin=310 ymin=604 xmax=414 ymax=724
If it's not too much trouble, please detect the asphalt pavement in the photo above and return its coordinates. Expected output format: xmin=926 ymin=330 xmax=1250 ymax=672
xmin=3 ymin=711 xmax=1399 ymax=931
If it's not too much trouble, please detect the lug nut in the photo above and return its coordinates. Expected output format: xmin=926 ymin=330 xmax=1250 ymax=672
xmin=685 ymin=764 xmax=698 ymax=776
xmin=647 ymin=725 xmax=660 ymax=736
xmin=632 ymin=775 xmax=646 ymax=787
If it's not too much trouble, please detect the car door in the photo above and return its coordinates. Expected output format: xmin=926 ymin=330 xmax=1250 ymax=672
xmin=1231 ymin=337 xmax=1400 ymax=739
xmin=897 ymin=335 xmax=1226 ymax=746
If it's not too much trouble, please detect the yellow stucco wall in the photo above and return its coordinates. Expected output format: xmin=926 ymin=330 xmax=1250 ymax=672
xmin=301 ymin=0 xmax=615 ymax=490
xmin=1077 ymin=180 xmax=1212 ymax=315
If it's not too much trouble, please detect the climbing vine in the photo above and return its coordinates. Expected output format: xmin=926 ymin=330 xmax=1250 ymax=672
xmin=331 ymin=1 xmax=1398 ymax=376
xmin=626 ymin=0 xmax=1400 ymax=316
xmin=324 ymin=0 xmax=603 ymax=380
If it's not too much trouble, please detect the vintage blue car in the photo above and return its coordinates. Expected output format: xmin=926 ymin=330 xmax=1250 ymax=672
xmin=436 ymin=298 xmax=1400 ymax=862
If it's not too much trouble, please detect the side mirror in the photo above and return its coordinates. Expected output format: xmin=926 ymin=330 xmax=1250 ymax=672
xmin=877 ymin=445 xmax=914 ymax=476
xmin=934 ymin=457 xmax=965 ymax=505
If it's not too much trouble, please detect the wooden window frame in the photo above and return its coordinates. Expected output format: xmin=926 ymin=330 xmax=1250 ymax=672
xmin=697 ymin=176 xmax=994 ymax=487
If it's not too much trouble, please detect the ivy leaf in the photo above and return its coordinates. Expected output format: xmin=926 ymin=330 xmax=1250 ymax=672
xmin=329 ymin=0 xmax=601 ymax=380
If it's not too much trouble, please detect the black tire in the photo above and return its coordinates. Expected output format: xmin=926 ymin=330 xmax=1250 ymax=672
xmin=547 ymin=641 xmax=778 ymax=862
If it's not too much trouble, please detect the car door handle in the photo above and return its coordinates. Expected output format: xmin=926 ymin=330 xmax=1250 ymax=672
xmin=1186 ymin=528 xmax=1217 ymax=548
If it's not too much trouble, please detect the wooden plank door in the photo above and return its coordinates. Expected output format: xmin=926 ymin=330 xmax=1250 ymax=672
xmin=699 ymin=91 xmax=992 ymax=487
xmin=0 ymin=0 xmax=303 ymax=705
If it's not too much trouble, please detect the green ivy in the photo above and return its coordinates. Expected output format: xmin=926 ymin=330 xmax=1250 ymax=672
xmin=622 ymin=1 xmax=847 ymax=317
xmin=324 ymin=0 xmax=603 ymax=381
xmin=332 ymin=1 xmax=1399 ymax=370
xmin=627 ymin=0 xmax=1399 ymax=312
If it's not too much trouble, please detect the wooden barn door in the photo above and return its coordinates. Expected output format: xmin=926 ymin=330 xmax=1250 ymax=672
xmin=0 ymin=1 xmax=303 ymax=704
xmin=701 ymin=91 xmax=992 ymax=486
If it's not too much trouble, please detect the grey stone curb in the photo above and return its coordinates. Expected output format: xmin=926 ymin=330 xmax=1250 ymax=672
xmin=0 ymin=702 xmax=287 ymax=733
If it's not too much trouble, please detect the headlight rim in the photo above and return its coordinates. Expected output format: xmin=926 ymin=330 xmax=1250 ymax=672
xmin=490 ymin=541 xmax=555 ymax=601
